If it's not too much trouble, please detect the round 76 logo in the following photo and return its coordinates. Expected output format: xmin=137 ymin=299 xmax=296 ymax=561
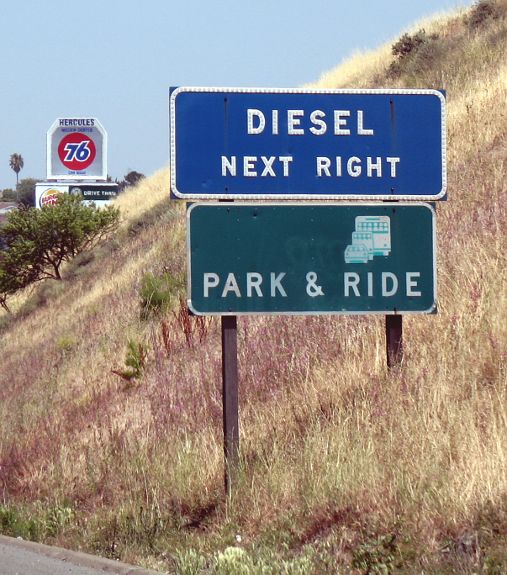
xmin=57 ymin=132 xmax=97 ymax=171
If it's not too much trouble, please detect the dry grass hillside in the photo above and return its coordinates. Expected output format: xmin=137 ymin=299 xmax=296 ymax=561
xmin=0 ymin=1 xmax=506 ymax=573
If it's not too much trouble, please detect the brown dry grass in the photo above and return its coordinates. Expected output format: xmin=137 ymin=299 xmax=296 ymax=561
xmin=0 ymin=1 xmax=507 ymax=573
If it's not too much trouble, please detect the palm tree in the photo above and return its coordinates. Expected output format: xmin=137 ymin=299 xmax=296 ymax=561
xmin=9 ymin=153 xmax=24 ymax=186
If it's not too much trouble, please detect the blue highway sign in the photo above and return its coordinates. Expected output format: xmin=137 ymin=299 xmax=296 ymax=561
xmin=170 ymin=88 xmax=446 ymax=200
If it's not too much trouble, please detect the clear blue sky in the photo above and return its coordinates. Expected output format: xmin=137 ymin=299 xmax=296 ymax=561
xmin=0 ymin=0 xmax=468 ymax=190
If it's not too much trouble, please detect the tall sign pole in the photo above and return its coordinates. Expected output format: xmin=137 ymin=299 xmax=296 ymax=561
xmin=220 ymin=196 xmax=240 ymax=496
xmin=386 ymin=315 xmax=404 ymax=368
xmin=385 ymin=198 xmax=403 ymax=369
xmin=221 ymin=315 xmax=239 ymax=496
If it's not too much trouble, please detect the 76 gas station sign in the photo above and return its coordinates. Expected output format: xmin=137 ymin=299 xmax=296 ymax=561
xmin=46 ymin=117 xmax=107 ymax=180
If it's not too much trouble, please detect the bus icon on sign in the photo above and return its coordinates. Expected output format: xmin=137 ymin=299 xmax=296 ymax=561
xmin=344 ymin=216 xmax=391 ymax=264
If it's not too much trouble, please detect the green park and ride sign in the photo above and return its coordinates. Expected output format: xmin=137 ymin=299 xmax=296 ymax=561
xmin=187 ymin=202 xmax=436 ymax=316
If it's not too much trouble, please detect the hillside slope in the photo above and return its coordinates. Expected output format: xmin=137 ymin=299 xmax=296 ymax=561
xmin=1 ymin=1 xmax=507 ymax=573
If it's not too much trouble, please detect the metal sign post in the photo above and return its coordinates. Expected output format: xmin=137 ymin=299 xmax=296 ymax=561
xmin=386 ymin=315 xmax=404 ymax=368
xmin=221 ymin=315 xmax=239 ymax=496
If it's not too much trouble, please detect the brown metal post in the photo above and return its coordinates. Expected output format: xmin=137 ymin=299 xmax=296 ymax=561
xmin=221 ymin=315 xmax=239 ymax=496
xmin=385 ymin=314 xmax=403 ymax=368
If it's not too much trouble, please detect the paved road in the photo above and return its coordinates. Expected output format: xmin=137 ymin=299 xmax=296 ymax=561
xmin=0 ymin=536 xmax=163 ymax=575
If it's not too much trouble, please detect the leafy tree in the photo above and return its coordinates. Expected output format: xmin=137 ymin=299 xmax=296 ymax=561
xmin=9 ymin=153 xmax=24 ymax=187
xmin=119 ymin=170 xmax=145 ymax=191
xmin=0 ymin=194 xmax=120 ymax=284
xmin=0 ymin=236 xmax=40 ymax=312
xmin=391 ymin=30 xmax=428 ymax=59
xmin=1 ymin=188 xmax=15 ymax=201
xmin=16 ymin=178 xmax=38 ymax=207
xmin=465 ymin=0 xmax=499 ymax=30
xmin=124 ymin=170 xmax=145 ymax=186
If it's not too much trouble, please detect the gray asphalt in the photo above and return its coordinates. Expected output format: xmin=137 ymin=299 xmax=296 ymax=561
xmin=0 ymin=536 xmax=164 ymax=575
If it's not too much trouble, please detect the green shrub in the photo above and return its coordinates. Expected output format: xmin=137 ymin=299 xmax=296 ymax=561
xmin=112 ymin=339 xmax=148 ymax=386
xmin=388 ymin=29 xmax=439 ymax=78
xmin=391 ymin=30 xmax=428 ymax=59
xmin=352 ymin=533 xmax=399 ymax=575
xmin=139 ymin=271 xmax=185 ymax=318
xmin=465 ymin=0 xmax=499 ymax=30
xmin=43 ymin=505 xmax=75 ymax=537
xmin=174 ymin=549 xmax=207 ymax=575
xmin=0 ymin=503 xmax=73 ymax=541
xmin=0 ymin=505 xmax=41 ymax=540
xmin=57 ymin=334 xmax=77 ymax=353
